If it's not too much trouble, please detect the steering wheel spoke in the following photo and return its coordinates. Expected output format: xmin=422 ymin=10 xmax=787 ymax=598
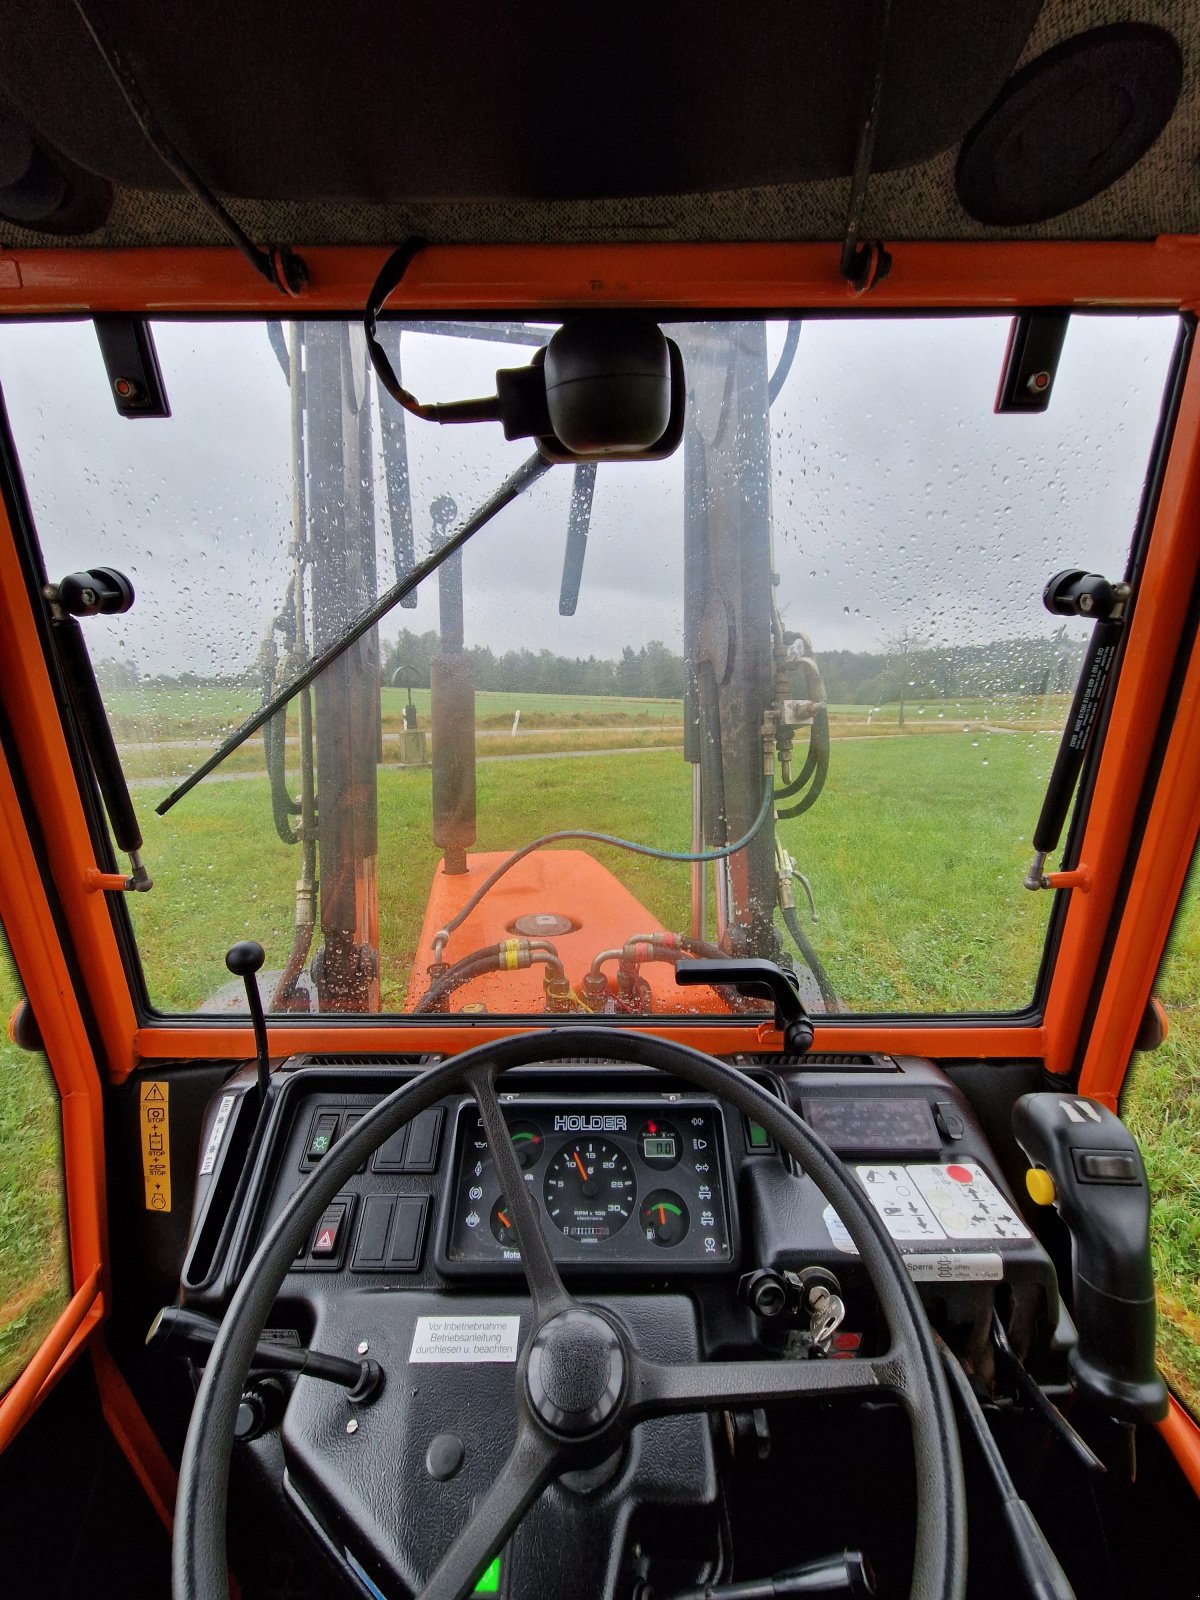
xmin=467 ymin=1063 xmax=573 ymax=1321
xmin=629 ymin=1349 xmax=903 ymax=1419
xmin=416 ymin=1423 xmax=564 ymax=1600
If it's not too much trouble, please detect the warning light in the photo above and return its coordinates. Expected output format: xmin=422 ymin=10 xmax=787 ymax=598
xmin=473 ymin=1555 xmax=502 ymax=1594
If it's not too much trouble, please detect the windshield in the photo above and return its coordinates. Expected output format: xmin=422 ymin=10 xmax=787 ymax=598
xmin=0 ymin=313 xmax=1179 ymax=1020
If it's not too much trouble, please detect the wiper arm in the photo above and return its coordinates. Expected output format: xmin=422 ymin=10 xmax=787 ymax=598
xmin=157 ymin=452 xmax=550 ymax=815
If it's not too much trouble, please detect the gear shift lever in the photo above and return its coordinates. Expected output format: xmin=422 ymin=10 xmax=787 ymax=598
xmin=225 ymin=940 xmax=270 ymax=1105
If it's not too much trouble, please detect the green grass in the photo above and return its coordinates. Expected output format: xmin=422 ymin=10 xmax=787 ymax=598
xmin=1123 ymin=870 xmax=1200 ymax=1414
xmin=0 ymin=946 xmax=69 ymax=1395
xmin=104 ymin=684 xmax=684 ymax=744
xmin=127 ymin=731 xmax=1059 ymax=1014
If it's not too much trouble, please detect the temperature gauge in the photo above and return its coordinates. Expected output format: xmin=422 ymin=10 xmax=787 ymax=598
xmin=508 ymin=1120 xmax=544 ymax=1169
xmin=642 ymin=1189 xmax=690 ymax=1247
xmin=637 ymin=1119 xmax=681 ymax=1169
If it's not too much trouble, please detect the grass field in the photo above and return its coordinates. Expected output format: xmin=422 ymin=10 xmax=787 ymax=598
xmin=1 ymin=703 xmax=1196 ymax=1414
xmin=0 ymin=955 xmax=69 ymax=1394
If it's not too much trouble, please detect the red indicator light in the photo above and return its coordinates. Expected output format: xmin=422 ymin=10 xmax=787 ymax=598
xmin=946 ymin=1164 xmax=973 ymax=1183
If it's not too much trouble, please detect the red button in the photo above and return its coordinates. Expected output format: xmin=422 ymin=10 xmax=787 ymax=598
xmin=946 ymin=1164 xmax=973 ymax=1183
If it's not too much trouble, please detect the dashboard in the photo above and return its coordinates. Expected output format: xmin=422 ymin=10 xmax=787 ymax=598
xmin=170 ymin=1048 xmax=1063 ymax=1600
xmin=181 ymin=1051 xmax=1057 ymax=1322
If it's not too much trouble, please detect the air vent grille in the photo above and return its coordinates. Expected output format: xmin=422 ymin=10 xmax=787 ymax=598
xmin=301 ymin=1054 xmax=433 ymax=1067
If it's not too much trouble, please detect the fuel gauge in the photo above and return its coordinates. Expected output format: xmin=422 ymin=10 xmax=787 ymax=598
xmin=642 ymin=1189 xmax=690 ymax=1247
xmin=490 ymin=1197 xmax=520 ymax=1247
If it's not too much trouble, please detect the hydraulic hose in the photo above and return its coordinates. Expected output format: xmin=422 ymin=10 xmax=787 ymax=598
xmin=780 ymin=902 xmax=839 ymax=1012
xmin=430 ymin=776 xmax=775 ymax=961
xmin=775 ymin=713 xmax=830 ymax=820
xmin=767 ymin=319 xmax=802 ymax=406
xmin=774 ymin=706 xmax=829 ymax=800
xmin=413 ymin=941 xmax=566 ymax=1014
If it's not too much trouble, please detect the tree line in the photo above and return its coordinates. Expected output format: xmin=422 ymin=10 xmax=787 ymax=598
xmin=96 ymin=629 xmax=1086 ymax=706
xmin=379 ymin=628 xmax=1085 ymax=704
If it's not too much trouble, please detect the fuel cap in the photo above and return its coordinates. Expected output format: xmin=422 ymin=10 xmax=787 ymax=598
xmin=526 ymin=1309 xmax=624 ymax=1436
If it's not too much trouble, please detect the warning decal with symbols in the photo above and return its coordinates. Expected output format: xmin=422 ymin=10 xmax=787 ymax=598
xmin=139 ymin=1080 xmax=172 ymax=1213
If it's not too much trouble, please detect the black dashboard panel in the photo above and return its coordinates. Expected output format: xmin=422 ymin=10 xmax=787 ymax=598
xmin=438 ymin=1096 xmax=735 ymax=1273
xmin=181 ymin=1052 xmax=1058 ymax=1332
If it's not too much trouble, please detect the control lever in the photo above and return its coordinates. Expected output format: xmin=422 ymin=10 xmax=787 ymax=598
xmin=225 ymin=940 xmax=271 ymax=1106
xmin=147 ymin=1306 xmax=383 ymax=1404
xmin=659 ymin=1549 xmax=874 ymax=1598
xmin=676 ymin=959 xmax=814 ymax=1054
xmin=1012 ymin=1093 xmax=1167 ymax=1423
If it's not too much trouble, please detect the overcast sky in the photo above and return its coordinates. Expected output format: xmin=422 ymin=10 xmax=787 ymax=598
xmin=0 ymin=311 xmax=1178 ymax=714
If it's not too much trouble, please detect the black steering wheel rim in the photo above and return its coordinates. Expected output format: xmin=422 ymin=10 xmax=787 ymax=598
xmin=174 ymin=1028 xmax=966 ymax=1600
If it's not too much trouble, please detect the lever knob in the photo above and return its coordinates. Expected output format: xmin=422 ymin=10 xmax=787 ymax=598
xmin=226 ymin=940 xmax=265 ymax=977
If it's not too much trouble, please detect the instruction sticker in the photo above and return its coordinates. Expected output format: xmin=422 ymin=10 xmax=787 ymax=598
xmin=199 ymin=1093 xmax=236 ymax=1177
xmin=822 ymin=1207 xmax=1003 ymax=1281
xmin=139 ymin=1080 xmax=171 ymax=1213
xmin=906 ymin=1162 xmax=1030 ymax=1241
xmin=854 ymin=1165 xmax=946 ymax=1241
xmin=409 ymin=1316 xmax=521 ymax=1364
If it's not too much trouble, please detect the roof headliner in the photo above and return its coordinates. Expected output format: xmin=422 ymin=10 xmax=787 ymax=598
xmin=0 ymin=0 xmax=1197 ymax=254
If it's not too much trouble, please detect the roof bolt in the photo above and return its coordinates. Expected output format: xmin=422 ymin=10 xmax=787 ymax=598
xmin=346 ymin=1418 xmax=359 ymax=1435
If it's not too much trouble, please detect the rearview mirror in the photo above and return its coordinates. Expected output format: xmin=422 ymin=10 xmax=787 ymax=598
xmin=517 ymin=315 xmax=685 ymax=463
xmin=366 ymin=256 xmax=686 ymax=464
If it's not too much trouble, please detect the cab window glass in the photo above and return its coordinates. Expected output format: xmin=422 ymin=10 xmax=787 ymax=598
xmin=1123 ymin=858 xmax=1200 ymax=1416
xmin=0 ymin=314 xmax=1178 ymax=1020
xmin=0 ymin=928 xmax=70 ymax=1394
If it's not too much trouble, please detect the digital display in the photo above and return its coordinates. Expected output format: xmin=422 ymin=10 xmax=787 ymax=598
xmin=802 ymin=1096 xmax=940 ymax=1155
xmin=643 ymin=1135 xmax=676 ymax=1160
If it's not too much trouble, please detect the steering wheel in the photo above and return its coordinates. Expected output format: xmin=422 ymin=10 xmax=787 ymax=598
xmin=175 ymin=1029 xmax=966 ymax=1600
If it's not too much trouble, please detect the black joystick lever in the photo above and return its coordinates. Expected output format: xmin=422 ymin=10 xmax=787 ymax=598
xmin=1012 ymin=1092 xmax=1167 ymax=1424
xmin=226 ymin=941 xmax=271 ymax=1105
xmin=676 ymin=958 xmax=814 ymax=1055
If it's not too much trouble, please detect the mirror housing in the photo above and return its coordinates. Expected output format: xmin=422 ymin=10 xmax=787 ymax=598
xmin=495 ymin=315 xmax=685 ymax=463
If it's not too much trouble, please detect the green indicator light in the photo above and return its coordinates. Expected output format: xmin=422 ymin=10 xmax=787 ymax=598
xmin=747 ymin=1120 xmax=771 ymax=1149
xmin=473 ymin=1556 xmax=502 ymax=1594
xmin=511 ymin=1133 xmax=534 ymax=1143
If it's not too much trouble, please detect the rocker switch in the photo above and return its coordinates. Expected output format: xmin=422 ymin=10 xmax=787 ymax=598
xmin=311 ymin=1201 xmax=348 ymax=1259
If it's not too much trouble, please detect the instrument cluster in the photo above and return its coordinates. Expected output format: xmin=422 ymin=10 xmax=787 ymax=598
xmin=438 ymin=1097 xmax=736 ymax=1273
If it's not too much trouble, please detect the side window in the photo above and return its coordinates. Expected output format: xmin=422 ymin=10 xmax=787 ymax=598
xmin=0 ymin=928 xmax=71 ymax=1394
xmin=1122 ymin=860 xmax=1200 ymax=1416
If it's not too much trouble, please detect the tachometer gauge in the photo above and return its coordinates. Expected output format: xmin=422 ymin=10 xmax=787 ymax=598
xmin=543 ymin=1139 xmax=635 ymax=1240
xmin=642 ymin=1189 xmax=690 ymax=1247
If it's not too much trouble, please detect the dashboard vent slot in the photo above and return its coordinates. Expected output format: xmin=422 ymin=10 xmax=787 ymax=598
xmin=301 ymin=1054 xmax=433 ymax=1067
xmin=761 ymin=1052 xmax=898 ymax=1070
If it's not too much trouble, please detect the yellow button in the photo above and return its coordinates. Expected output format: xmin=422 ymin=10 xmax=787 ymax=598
xmin=1025 ymin=1168 xmax=1056 ymax=1206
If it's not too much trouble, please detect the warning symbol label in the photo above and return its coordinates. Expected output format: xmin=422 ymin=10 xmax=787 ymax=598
xmin=315 ymin=1228 xmax=335 ymax=1252
xmin=140 ymin=1080 xmax=171 ymax=1214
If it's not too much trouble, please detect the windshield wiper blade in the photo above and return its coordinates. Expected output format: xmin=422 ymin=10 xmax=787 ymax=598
xmin=157 ymin=452 xmax=550 ymax=816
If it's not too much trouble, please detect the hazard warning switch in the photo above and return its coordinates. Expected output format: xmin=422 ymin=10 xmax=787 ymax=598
xmin=311 ymin=1201 xmax=349 ymax=1261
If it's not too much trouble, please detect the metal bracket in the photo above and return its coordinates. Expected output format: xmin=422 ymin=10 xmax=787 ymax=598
xmin=84 ymin=862 xmax=152 ymax=893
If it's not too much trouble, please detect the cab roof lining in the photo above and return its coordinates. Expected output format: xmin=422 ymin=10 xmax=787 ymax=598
xmin=0 ymin=0 xmax=1196 ymax=252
